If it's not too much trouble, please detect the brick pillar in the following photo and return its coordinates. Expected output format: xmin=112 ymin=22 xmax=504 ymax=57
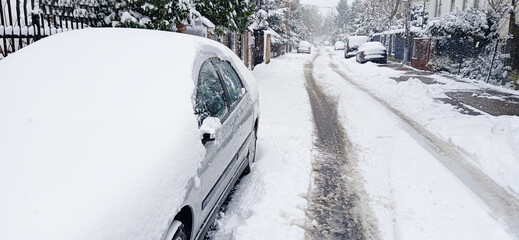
xmin=234 ymin=32 xmax=239 ymax=55
xmin=176 ymin=23 xmax=187 ymax=34
xmin=265 ymin=34 xmax=271 ymax=64
xmin=222 ymin=34 xmax=228 ymax=47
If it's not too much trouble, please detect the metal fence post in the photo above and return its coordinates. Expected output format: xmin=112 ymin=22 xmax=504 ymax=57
xmin=486 ymin=39 xmax=500 ymax=83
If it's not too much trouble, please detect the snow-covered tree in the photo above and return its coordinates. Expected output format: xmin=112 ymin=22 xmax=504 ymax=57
xmin=234 ymin=0 xmax=255 ymax=31
xmin=427 ymin=8 xmax=510 ymax=85
xmin=393 ymin=2 xmax=429 ymax=30
xmin=286 ymin=0 xmax=309 ymax=44
xmin=334 ymin=0 xmax=350 ymax=34
xmin=107 ymin=0 xmax=197 ymax=31
xmin=346 ymin=0 xmax=401 ymax=35
xmin=247 ymin=0 xmax=310 ymax=49
xmin=195 ymin=0 xmax=254 ymax=34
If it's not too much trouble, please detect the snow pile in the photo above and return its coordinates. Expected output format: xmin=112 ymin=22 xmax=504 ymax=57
xmin=213 ymin=53 xmax=314 ymax=239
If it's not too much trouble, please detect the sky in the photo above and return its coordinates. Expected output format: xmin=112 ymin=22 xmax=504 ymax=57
xmin=300 ymin=0 xmax=340 ymax=8
xmin=300 ymin=0 xmax=345 ymax=15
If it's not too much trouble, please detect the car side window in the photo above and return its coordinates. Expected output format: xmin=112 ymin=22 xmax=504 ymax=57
xmin=195 ymin=61 xmax=229 ymax=125
xmin=213 ymin=60 xmax=245 ymax=105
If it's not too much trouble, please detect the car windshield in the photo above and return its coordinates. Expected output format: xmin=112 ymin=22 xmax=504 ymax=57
xmin=348 ymin=36 xmax=369 ymax=47
xmin=359 ymin=42 xmax=385 ymax=51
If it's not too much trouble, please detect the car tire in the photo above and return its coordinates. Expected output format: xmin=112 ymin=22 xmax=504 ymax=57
xmin=243 ymin=129 xmax=257 ymax=174
xmin=171 ymin=221 xmax=188 ymax=240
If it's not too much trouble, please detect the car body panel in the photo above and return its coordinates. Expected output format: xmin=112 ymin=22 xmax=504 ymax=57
xmin=345 ymin=36 xmax=370 ymax=58
xmin=356 ymin=41 xmax=388 ymax=64
xmin=297 ymin=41 xmax=312 ymax=53
xmin=334 ymin=41 xmax=345 ymax=50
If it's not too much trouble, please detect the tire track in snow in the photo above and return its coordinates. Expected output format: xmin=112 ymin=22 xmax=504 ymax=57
xmin=304 ymin=50 xmax=378 ymax=240
xmin=327 ymin=51 xmax=519 ymax=235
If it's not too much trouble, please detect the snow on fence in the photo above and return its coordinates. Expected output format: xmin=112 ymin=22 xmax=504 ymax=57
xmin=0 ymin=0 xmax=106 ymax=58
xmin=1 ymin=0 xmax=257 ymax=70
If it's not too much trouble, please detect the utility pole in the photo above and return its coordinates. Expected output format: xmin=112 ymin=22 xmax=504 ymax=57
xmin=403 ymin=0 xmax=411 ymax=64
xmin=286 ymin=0 xmax=291 ymax=53
xmin=509 ymin=0 xmax=519 ymax=75
xmin=421 ymin=0 xmax=426 ymax=29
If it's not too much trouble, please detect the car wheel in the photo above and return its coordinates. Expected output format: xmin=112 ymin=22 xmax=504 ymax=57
xmin=171 ymin=221 xmax=188 ymax=240
xmin=244 ymin=129 xmax=257 ymax=174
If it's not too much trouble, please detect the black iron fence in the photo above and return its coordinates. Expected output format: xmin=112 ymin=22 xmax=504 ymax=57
xmin=1 ymin=0 xmax=107 ymax=58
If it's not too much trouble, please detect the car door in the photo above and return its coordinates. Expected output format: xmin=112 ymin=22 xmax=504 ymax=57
xmin=212 ymin=59 xmax=254 ymax=174
xmin=194 ymin=59 xmax=234 ymax=218
xmin=194 ymin=58 xmax=254 ymax=227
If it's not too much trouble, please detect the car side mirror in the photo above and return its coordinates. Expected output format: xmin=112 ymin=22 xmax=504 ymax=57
xmin=199 ymin=117 xmax=222 ymax=145
xmin=202 ymin=132 xmax=215 ymax=145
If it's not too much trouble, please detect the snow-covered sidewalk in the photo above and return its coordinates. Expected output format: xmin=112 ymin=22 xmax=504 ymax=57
xmin=212 ymin=53 xmax=314 ymax=239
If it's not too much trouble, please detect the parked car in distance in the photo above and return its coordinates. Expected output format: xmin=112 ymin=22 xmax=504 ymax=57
xmin=356 ymin=41 xmax=388 ymax=64
xmin=0 ymin=28 xmax=260 ymax=240
xmin=345 ymin=36 xmax=370 ymax=58
xmin=323 ymin=40 xmax=330 ymax=46
xmin=334 ymin=41 xmax=345 ymax=51
xmin=297 ymin=40 xmax=312 ymax=53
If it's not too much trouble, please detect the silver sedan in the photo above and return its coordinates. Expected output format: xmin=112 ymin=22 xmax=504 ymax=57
xmin=0 ymin=28 xmax=260 ymax=240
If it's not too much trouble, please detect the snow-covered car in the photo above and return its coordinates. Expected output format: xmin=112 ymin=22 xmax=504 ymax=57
xmin=334 ymin=40 xmax=345 ymax=51
xmin=345 ymin=36 xmax=370 ymax=58
xmin=0 ymin=28 xmax=260 ymax=240
xmin=297 ymin=40 xmax=312 ymax=53
xmin=356 ymin=41 xmax=388 ymax=64
xmin=323 ymin=40 xmax=330 ymax=46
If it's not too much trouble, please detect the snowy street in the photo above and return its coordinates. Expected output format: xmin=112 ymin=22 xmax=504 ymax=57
xmin=3 ymin=0 xmax=519 ymax=239
xmin=212 ymin=47 xmax=519 ymax=239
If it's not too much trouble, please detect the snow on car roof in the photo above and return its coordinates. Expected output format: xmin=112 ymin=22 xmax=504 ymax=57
xmin=0 ymin=28 xmax=247 ymax=240
xmin=299 ymin=41 xmax=311 ymax=47
xmin=359 ymin=41 xmax=386 ymax=51
xmin=348 ymin=36 xmax=370 ymax=46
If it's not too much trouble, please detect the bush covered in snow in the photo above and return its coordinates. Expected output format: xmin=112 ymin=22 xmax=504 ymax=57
xmin=426 ymin=9 xmax=511 ymax=86
xmin=104 ymin=0 xmax=196 ymax=31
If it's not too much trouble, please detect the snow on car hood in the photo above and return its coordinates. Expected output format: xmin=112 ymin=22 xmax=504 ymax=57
xmin=0 ymin=28 xmax=239 ymax=240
